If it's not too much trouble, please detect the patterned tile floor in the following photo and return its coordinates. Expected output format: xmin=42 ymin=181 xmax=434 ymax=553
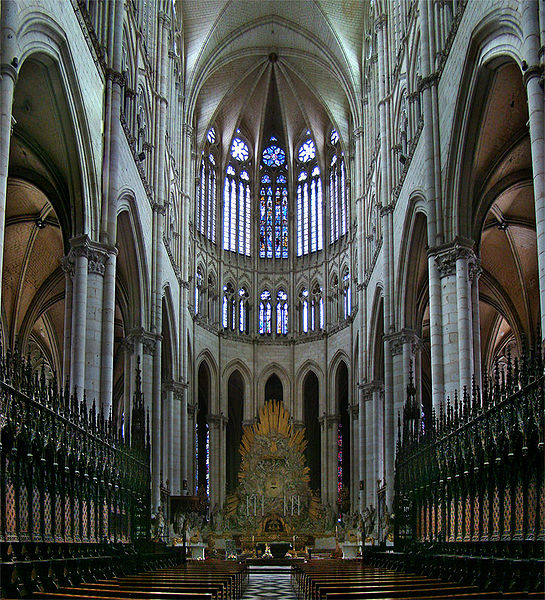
xmin=242 ymin=567 xmax=297 ymax=600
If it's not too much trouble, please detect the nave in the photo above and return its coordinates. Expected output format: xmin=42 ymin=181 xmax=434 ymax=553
xmin=5 ymin=558 xmax=543 ymax=600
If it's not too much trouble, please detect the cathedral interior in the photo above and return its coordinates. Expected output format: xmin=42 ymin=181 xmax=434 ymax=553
xmin=0 ymin=0 xmax=544 ymax=598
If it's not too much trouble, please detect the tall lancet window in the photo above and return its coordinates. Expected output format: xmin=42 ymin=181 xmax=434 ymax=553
xmin=260 ymin=137 xmax=288 ymax=258
xmin=276 ymin=289 xmax=288 ymax=335
xmin=329 ymin=128 xmax=348 ymax=244
xmin=259 ymin=290 xmax=272 ymax=334
xmin=197 ymin=127 xmax=217 ymax=242
xmin=223 ymin=135 xmax=251 ymax=255
xmin=296 ymin=135 xmax=323 ymax=256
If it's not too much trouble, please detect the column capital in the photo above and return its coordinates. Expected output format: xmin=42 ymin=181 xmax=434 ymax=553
xmin=208 ymin=413 xmax=228 ymax=426
xmin=68 ymin=235 xmax=117 ymax=275
xmin=429 ymin=237 xmax=476 ymax=278
xmin=359 ymin=380 xmax=383 ymax=400
xmin=380 ymin=204 xmax=394 ymax=217
xmin=522 ymin=64 xmax=544 ymax=87
xmin=353 ymin=126 xmax=364 ymax=138
xmin=126 ymin=327 xmax=162 ymax=355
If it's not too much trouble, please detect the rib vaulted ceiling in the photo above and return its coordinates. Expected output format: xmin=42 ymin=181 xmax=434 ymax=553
xmin=180 ymin=0 xmax=367 ymax=154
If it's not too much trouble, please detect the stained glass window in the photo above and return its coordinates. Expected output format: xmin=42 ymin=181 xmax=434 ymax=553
xmin=259 ymin=290 xmax=272 ymax=334
xmin=223 ymin=137 xmax=251 ymax=255
xmin=300 ymin=288 xmax=309 ymax=333
xmin=197 ymin=145 xmax=217 ymax=242
xmin=343 ymin=270 xmax=351 ymax=318
xmin=239 ymin=287 xmax=249 ymax=334
xmin=222 ymin=283 xmax=235 ymax=330
xmin=207 ymin=127 xmax=216 ymax=144
xmin=260 ymin=137 xmax=288 ymax=259
xmin=276 ymin=289 xmax=288 ymax=335
xmin=329 ymin=130 xmax=348 ymax=243
xmin=195 ymin=267 xmax=203 ymax=315
xmin=296 ymin=137 xmax=323 ymax=256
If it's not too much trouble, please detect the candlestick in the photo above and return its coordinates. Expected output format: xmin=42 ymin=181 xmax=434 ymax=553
xmin=261 ymin=494 xmax=264 ymax=516
xmin=253 ymin=495 xmax=257 ymax=516
xmin=297 ymin=495 xmax=300 ymax=515
xmin=246 ymin=496 xmax=249 ymax=516
xmin=291 ymin=495 xmax=294 ymax=515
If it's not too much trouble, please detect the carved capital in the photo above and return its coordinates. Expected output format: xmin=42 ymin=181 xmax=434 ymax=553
xmin=468 ymin=257 xmax=482 ymax=282
xmin=152 ymin=202 xmax=166 ymax=215
xmin=380 ymin=204 xmax=394 ymax=217
xmin=61 ymin=255 xmax=75 ymax=279
xmin=431 ymin=238 xmax=476 ymax=278
xmin=374 ymin=14 xmax=387 ymax=31
xmin=183 ymin=123 xmax=194 ymax=138
xmin=126 ymin=327 xmax=161 ymax=355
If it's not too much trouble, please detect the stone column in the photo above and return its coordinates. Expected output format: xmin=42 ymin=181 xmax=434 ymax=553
xmin=327 ymin=414 xmax=340 ymax=508
xmin=374 ymin=386 xmax=384 ymax=498
xmin=434 ymin=244 xmax=459 ymax=400
xmin=456 ymin=244 xmax=475 ymax=394
xmin=521 ymin=0 xmax=545 ymax=335
xmin=61 ymin=256 xmax=74 ymax=388
xmin=100 ymin=246 xmax=118 ymax=413
xmin=68 ymin=236 xmax=89 ymax=395
xmin=208 ymin=413 xmax=227 ymax=508
xmin=0 ymin=2 xmax=18 ymax=311
xmin=180 ymin=383 xmax=189 ymax=494
xmin=358 ymin=385 xmax=366 ymax=512
xmin=187 ymin=402 xmax=196 ymax=494
xmin=319 ymin=414 xmax=327 ymax=503
xmin=169 ymin=381 xmax=186 ymax=496
xmin=350 ymin=403 xmax=359 ymax=509
xmin=469 ymin=259 xmax=482 ymax=389
xmin=162 ymin=383 xmax=174 ymax=491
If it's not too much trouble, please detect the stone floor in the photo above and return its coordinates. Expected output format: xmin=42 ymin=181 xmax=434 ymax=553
xmin=242 ymin=566 xmax=296 ymax=599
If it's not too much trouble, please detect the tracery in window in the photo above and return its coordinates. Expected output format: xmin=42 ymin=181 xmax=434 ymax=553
xmin=238 ymin=287 xmax=249 ymax=334
xmin=342 ymin=269 xmax=351 ymax=318
xmin=329 ymin=129 xmax=348 ymax=244
xmin=222 ymin=283 xmax=235 ymax=330
xmin=296 ymin=135 xmax=323 ymax=256
xmin=223 ymin=136 xmax=251 ymax=255
xmin=197 ymin=127 xmax=218 ymax=242
xmin=260 ymin=137 xmax=288 ymax=259
xmin=276 ymin=289 xmax=288 ymax=335
xmin=195 ymin=266 xmax=203 ymax=315
xmin=259 ymin=290 xmax=272 ymax=334
xmin=299 ymin=288 xmax=309 ymax=333
xmin=311 ymin=283 xmax=324 ymax=331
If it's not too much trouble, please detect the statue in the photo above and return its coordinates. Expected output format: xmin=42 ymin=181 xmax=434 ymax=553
xmin=152 ymin=505 xmax=166 ymax=542
xmin=383 ymin=506 xmax=394 ymax=542
xmin=363 ymin=505 xmax=376 ymax=539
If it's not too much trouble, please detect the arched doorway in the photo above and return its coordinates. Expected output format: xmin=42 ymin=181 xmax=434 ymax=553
xmin=265 ymin=373 xmax=283 ymax=403
xmin=226 ymin=370 xmax=244 ymax=493
xmin=196 ymin=362 xmax=210 ymax=497
xmin=303 ymin=371 xmax=320 ymax=493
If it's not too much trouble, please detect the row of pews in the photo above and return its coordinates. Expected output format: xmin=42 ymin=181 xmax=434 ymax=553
xmin=25 ymin=560 xmax=248 ymax=600
xmin=291 ymin=559 xmax=544 ymax=599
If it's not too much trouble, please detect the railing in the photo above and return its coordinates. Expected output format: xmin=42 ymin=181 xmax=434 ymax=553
xmin=0 ymin=342 xmax=151 ymax=545
xmin=395 ymin=344 xmax=545 ymax=549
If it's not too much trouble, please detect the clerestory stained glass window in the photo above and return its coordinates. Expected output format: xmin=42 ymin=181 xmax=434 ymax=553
xmin=197 ymin=128 xmax=217 ymax=242
xmin=329 ymin=129 xmax=348 ymax=244
xmin=296 ymin=137 xmax=323 ymax=256
xmin=260 ymin=137 xmax=288 ymax=259
xmin=223 ymin=137 xmax=251 ymax=255
xmin=276 ymin=289 xmax=288 ymax=335
xmin=259 ymin=290 xmax=272 ymax=334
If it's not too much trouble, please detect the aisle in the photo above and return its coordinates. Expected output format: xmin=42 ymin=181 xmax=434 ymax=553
xmin=242 ymin=566 xmax=297 ymax=600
